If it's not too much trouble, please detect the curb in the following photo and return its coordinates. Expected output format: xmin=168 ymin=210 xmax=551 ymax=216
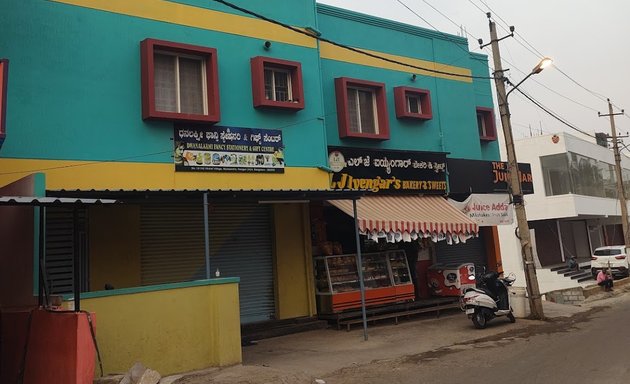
xmin=583 ymin=276 xmax=630 ymax=298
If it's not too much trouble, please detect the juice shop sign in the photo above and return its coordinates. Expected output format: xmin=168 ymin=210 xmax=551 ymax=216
xmin=492 ymin=161 xmax=533 ymax=184
xmin=449 ymin=194 xmax=513 ymax=226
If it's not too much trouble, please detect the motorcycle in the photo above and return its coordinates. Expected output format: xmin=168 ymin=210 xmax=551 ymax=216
xmin=460 ymin=270 xmax=516 ymax=329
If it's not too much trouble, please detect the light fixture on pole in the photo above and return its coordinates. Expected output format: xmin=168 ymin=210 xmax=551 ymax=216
xmin=485 ymin=13 xmax=552 ymax=320
xmin=506 ymin=57 xmax=554 ymax=98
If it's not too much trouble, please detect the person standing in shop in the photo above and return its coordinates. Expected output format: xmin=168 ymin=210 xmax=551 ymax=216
xmin=402 ymin=241 xmax=420 ymax=300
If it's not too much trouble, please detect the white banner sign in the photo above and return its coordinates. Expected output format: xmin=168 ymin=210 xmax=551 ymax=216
xmin=448 ymin=194 xmax=513 ymax=226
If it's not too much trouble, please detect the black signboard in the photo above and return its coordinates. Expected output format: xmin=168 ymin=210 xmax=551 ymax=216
xmin=328 ymin=146 xmax=447 ymax=194
xmin=447 ymin=158 xmax=534 ymax=195
xmin=174 ymin=126 xmax=284 ymax=173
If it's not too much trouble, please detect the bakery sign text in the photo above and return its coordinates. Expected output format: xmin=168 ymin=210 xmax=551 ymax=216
xmin=328 ymin=147 xmax=447 ymax=194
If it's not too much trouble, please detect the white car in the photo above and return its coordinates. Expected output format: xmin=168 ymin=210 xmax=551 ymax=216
xmin=591 ymin=245 xmax=630 ymax=279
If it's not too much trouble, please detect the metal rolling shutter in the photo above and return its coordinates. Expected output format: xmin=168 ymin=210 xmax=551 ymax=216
xmin=140 ymin=203 xmax=206 ymax=285
xmin=45 ymin=207 xmax=88 ymax=294
xmin=208 ymin=203 xmax=274 ymax=324
xmin=435 ymin=233 xmax=487 ymax=272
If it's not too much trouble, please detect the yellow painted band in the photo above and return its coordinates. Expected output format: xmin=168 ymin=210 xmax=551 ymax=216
xmin=50 ymin=0 xmax=317 ymax=49
xmin=50 ymin=1 xmax=472 ymax=82
xmin=0 ymin=159 xmax=329 ymax=191
xmin=320 ymin=42 xmax=473 ymax=83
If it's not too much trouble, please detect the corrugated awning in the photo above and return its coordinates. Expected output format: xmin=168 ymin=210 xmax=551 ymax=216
xmin=0 ymin=196 xmax=118 ymax=206
xmin=50 ymin=189 xmax=365 ymax=203
xmin=328 ymin=195 xmax=478 ymax=236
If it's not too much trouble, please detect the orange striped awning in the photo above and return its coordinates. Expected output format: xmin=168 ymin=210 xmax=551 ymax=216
xmin=328 ymin=195 xmax=478 ymax=236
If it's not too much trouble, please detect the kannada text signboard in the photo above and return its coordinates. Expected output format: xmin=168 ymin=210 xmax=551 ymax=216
xmin=174 ymin=126 xmax=284 ymax=173
xmin=328 ymin=146 xmax=447 ymax=194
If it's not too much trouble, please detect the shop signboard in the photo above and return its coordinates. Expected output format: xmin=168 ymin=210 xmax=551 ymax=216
xmin=328 ymin=146 xmax=447 ymax=194
xmin=447 ymin=158 xmax=534 ymax=194
xmin=173 ymin=126 xmax=284 ymax=173
xmin=449 ymin=194 xmax=514 ymax=226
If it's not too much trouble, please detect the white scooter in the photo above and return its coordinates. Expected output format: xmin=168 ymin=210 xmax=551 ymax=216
xmin=460 ymin=271 xmax=516 ymax=329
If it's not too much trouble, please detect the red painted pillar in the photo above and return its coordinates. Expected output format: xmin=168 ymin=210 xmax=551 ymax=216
xmin=22 ymin=309 xmax=96 ymax=384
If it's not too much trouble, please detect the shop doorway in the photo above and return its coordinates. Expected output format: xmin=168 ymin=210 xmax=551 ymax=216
xmin=209 ymin=203 xmax=275 ymax=324
xmin=139 ymin=202 xmax=275 ymax=324
xmin=435 ymin=233 xmax=487 ymax=272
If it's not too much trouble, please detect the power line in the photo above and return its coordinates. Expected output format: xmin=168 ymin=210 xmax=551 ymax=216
xmin=394 ymin=0 xmax=484 ymax=66
xmin=0 ymin=114 xmax=334 ymax=176
xmin=471 ymin=0 xmax=618 ymax=111
xmin=0 ymin=150 xmax=173 ymax=176
xmin=514 ymin=87 xmax=595 ymax=139
xmin=395 ymin=0 xmax=436 ymax=31
xmin=500 ymin=57 xmax=600 ymax=113
xmin=466 ymin=0 xmax=486 ymax=15
xmin=402 ymin=2 xmax=590 ymax=138
xmin=212 ymin=0 xmax=493 ymax=80
xmin=421 ymin=0 xmax=603 ymax=118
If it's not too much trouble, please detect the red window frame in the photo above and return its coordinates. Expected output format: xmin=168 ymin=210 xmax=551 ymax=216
xmin=334 ymin=77 xmax=390 ymax=140
xmin=140 ymin=38 xmax=220 ymax=123
xmin=0 ymin=59 xmax=8 ymax=146
xmin=393 ymin=86 xmax=432 ymax=120
xmin=251 ymin=56 xmax=304 ymax=111
xmin=476 ymin=107 xmax=497 ymax=141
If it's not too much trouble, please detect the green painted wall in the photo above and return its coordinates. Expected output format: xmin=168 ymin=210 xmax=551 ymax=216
xmin=0 ymin=0 xmax=327 ymax=168
xmin=317 ymin=5 xmax=500 ymax=161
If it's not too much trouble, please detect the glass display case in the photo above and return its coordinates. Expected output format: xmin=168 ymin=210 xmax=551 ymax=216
xmin=388 ymin=251 xmax=412 ymax=285
xmin=315 ymin=255 xmax=360 ymax=294
xmin=314 ymin=250 xmax=415 ymax=313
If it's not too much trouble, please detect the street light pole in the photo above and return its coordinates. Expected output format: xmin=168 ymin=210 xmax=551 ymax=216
xmin=598 ymin=100 xmax=629 ymax=246
xmin=484 ymin=14 xmax=548 ymax=320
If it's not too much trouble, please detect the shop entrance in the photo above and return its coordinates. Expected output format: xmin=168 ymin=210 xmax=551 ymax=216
xmin=139 ymin=202 xmax=275 ymax=324
xmin=209 ymin=203 xmax=275 ymax=324
xmin=435 ymin=233 xmax=487 ymax=272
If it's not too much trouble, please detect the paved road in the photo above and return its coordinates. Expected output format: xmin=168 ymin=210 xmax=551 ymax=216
xmin=325 ymin=295 xmax=630 ymax=384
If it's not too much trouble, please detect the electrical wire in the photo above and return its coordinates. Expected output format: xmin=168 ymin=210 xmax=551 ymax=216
xmin=514 ymin=88 xmax=595 ymax=138
xmin=394 ymin=0 xmax=483 ymax=65
xmin=410 ymin=0 xmax=605 ymax=120
xmin=470 ymin=0 xmax=623 ymax=114
xmin=0 ymin=150 xmax=173 ymax=176
xmin=466 ymin=0 xmax=487 ymax=15
xmin=395 ymin=0 xmax=436 ymax=31
xmin=0 ymin=114 xmax=336 ymax=176
xmin=211 ymin=0 xmax=493 ymax=80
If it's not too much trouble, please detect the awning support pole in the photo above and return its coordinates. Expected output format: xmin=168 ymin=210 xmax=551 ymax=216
xmin=352 ymin=198 xmax=368 ymax=341
xmin=73 ymin=207 xmax=80 ymax=312
xmin=203 ymin=192 xmax=210 ymax=279
xmin=37 ymin=206 xmax=44 ymax=307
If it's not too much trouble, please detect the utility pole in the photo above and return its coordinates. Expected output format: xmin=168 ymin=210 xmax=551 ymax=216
xmin=599 ymin=100 xmax=628 ymax=246
xmin=484 ymin=14 xmax=545 ymax=319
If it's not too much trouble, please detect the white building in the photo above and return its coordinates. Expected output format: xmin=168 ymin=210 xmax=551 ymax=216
xmin=499 ymin=132 xmax=630 ymax=293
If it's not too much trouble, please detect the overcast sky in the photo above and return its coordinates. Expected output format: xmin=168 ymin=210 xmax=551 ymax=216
xmin=317 ymin=0 xmax=630 ymax=144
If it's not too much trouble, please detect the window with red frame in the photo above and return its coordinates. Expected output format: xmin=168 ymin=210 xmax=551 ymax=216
xmin=250 ymin=56 xmax=304 ymax=111
xmin=476 ymin=107 xmax=496 ymax=141
xmin=393 ymin=86 xmax=432 ymax=120
xmin=141 ymin=38 xmax=220 ymax=123
xmin=335 ymin=77 xmax=389 ymax=140
xmin=0 ymin=59 xmax=7 ymax=147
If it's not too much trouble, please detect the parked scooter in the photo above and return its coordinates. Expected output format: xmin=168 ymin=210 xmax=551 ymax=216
xmin=460 ymin=270 xmax=516 ymax=329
